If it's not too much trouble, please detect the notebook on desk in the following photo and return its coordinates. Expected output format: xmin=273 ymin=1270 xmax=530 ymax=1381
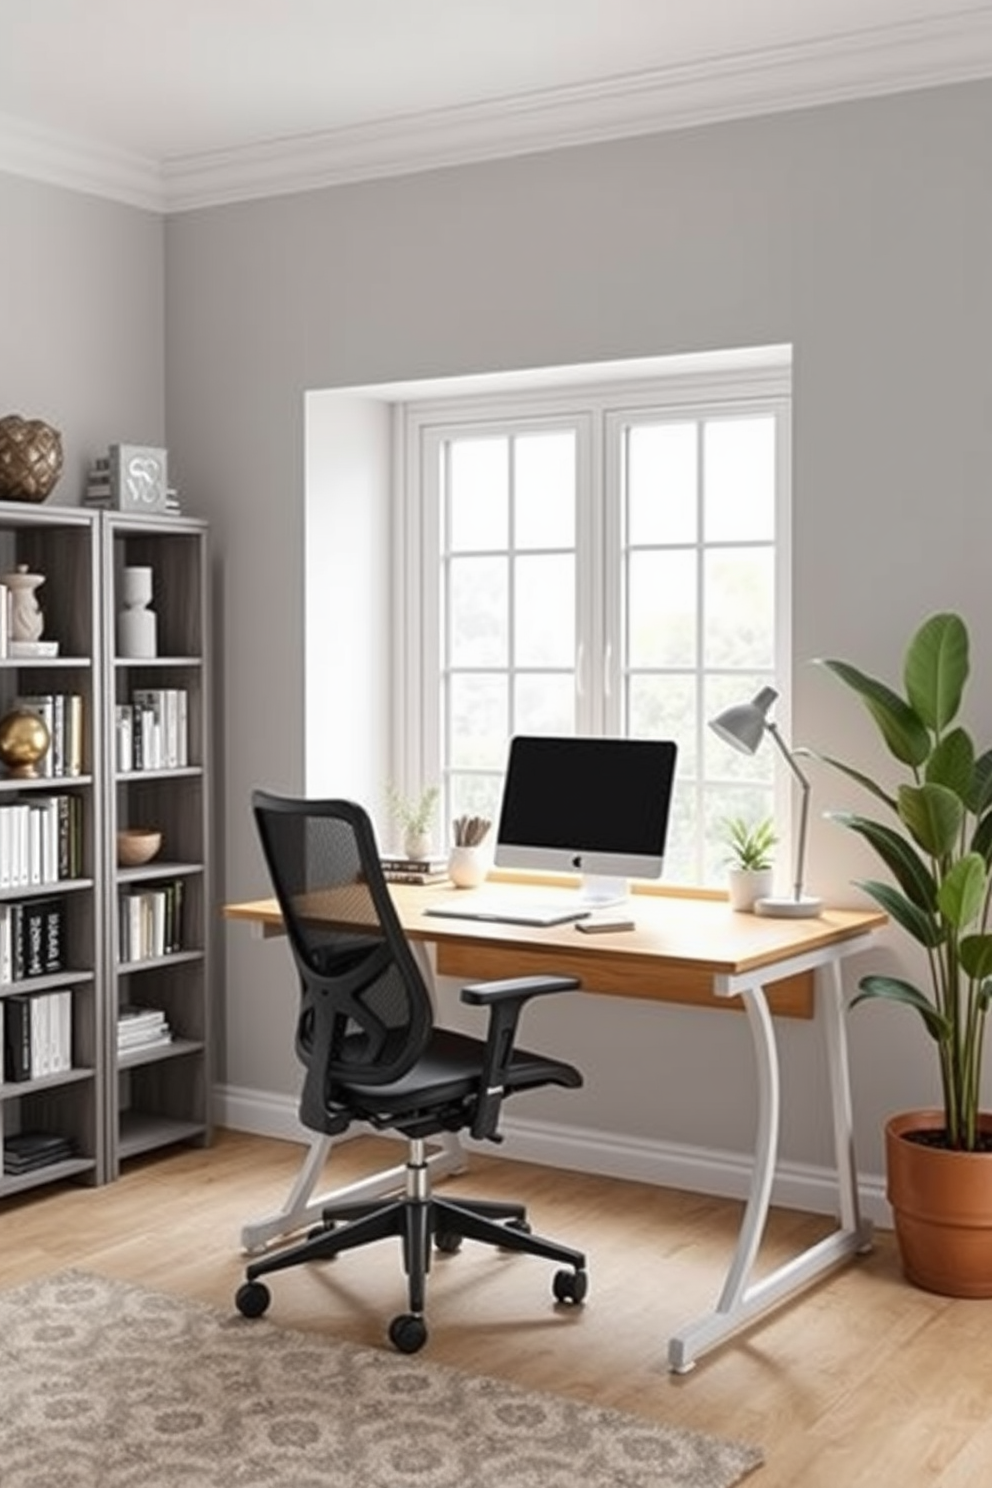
xmin=423 ymin=898 xmax=591 ymax=928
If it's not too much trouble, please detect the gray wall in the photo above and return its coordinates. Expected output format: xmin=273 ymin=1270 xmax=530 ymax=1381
xmin=0 ymin=173 xmax=165 ymax=476
xmin=163 ymin=80 xmax=992 ymax=1187
xmin=5 ymin=77 xmax=991 ymax=1198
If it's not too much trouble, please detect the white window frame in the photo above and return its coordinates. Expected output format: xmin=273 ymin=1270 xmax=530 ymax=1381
xmin=392 ymin=357 xmax=792 ymax=884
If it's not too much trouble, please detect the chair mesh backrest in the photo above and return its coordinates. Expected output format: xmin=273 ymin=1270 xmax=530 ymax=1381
xmin=252 ymin=793 xmax=433 ymax=1124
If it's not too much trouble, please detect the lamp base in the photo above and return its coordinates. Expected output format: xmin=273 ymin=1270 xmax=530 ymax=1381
xmin=754 ymin=894 xmax=824 ymax=919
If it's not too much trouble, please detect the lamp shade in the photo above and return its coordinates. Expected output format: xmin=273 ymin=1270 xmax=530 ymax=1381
xmin=709 ymin=686 xmax=778 ymax=756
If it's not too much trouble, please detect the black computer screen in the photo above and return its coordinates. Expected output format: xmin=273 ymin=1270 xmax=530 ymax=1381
xmin=494 ymin=736 xmax=677 ymax=879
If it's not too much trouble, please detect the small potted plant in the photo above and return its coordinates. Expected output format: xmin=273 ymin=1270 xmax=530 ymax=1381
xmin=387 ymin=783 xmax=440 ymax=860
xmin=721 ymin=816 xmax=777 ymax=911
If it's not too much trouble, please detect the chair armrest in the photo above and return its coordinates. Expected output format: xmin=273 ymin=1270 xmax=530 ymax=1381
xmin=460 ymin=974 xmax=580 ymax=1141
xmin=460 ymin=974 xmax=579 ymax=1006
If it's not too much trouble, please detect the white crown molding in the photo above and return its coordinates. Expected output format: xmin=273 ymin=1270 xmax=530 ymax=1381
xmin=0 ymin=110 xmax=163 ymax=213
xmin=163 ymin=10 xmax=992 ymax=211
xmin=2 ymin=10 xmax=992 ymax=214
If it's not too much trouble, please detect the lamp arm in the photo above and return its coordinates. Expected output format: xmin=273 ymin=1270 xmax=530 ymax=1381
xmin=765 ymin=722 xmax=811 ymax=902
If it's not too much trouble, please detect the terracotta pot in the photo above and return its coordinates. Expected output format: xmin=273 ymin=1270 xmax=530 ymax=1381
xmin=886 ymin=1109 xmax=992 ymax=1297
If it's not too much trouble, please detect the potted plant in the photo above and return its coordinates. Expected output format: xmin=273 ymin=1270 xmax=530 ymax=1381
xmin=386 ymin=783 xmax=440 ymax=860
xmin=721 ymin=815 xmax=777 ymax=911
xmin=814 ymin=611 xmax=992 ymax=1295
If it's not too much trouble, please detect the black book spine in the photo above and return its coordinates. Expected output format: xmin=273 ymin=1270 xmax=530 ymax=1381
xmin=3 ymin=995 xmax=31 ymax=1082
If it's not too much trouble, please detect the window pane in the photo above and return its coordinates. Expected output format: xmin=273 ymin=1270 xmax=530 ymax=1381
xmin=449 ymin=437 xmax=508 ymax=551
xmin=627 ymin=550 xmax=697 ymax=668
xmin=449 ymin=556 xmax=507 ymax=667
xmin=661 ymin=785 xmax=694 ymax=882
xmin=514 ymin=674 xmax=575 ymax=736
xmin=515 ymin=431 xmax=575 ymax=549
xmin=448 ymin=674 xmax=508 ymax=767
xmin=449 ymin=772 xmax=504 ymax=825
xmin=703 ymin=548 xmax=774 ymax=668
xmin=704 ymin=674 xmax=776 ymax=781
xmin=514 ymin=555 xmax=574 ymax=666
xmin=627 ymin=675 xmax=697 ymax=778
xmin=704 ymin=416 xmax=775 ymax=543
xmin=627 ymin=422 xmax=697 ymax=545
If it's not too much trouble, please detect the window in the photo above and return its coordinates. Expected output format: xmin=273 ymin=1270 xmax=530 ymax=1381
xmin=396 ymin=356 xmax=791 ymax=886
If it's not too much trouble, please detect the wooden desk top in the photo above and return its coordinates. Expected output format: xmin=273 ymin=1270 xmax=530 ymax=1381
xmin=224 ymin=880 xmax=885 ymax=1020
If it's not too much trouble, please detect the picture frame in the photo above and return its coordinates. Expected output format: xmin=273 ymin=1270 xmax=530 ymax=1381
xmin=109 ymin=445 xmax=169 ymax=513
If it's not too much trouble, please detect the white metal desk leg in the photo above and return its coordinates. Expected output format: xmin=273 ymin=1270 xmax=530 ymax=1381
xmin=240 ymin=1129 xmax=468 ymax=1253
xmin=668 ymin=980 xmax=780 ymax=1373
xmin=822 ymin=958 xmax=872 ymax=1247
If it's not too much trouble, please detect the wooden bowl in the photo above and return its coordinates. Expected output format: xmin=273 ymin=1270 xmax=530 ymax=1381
xmin=117 ymin=828 xmax=162 ymax=867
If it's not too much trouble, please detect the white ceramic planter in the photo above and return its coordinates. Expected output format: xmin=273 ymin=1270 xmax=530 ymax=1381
xmin=447 ymin=845 xmax=487 ymax=888
xmin=727 ymin=867 xmax=774 ymax=912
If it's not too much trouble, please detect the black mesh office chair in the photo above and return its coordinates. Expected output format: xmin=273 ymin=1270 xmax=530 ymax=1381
xmin=234 ymin=791 xmax=588 ymax=1352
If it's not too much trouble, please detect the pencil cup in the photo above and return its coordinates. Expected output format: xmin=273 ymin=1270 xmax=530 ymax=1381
xmin=447 ymin=845 xmax=487 ymax=888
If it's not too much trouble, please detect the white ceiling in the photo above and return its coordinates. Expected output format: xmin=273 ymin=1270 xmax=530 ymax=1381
xmin=2 ymin=0 xmax=992 ymax=211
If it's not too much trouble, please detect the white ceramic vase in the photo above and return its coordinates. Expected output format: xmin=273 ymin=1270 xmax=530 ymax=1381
xmin=117 ymin=566 xmax=157 ymax=658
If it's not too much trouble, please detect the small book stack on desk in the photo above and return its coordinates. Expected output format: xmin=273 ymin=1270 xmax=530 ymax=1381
xmin=379 ymin=855 xmax=450 ymax=885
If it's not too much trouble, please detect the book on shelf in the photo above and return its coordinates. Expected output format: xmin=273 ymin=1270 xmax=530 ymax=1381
xmin=2 ymin=988 xmax=72 ymax=1082
xmin=14 ymin=694 xmax=84 ymax=778
xmin=0 ymin=897 xmax=66 ymax=984
xmin=3 ymin=1130 xmax=75 ymax=1174
xmin=8 ymin=640 xmax=59 ymax=658
xmin=118 ymin=880 xmax=185 ymax=962
xmin=117 ymin=1003 xmax=172 ymax=1052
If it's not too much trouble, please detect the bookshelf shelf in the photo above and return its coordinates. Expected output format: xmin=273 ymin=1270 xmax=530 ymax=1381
xmin=118 ymin=1110 xmax=206 ymax=1160
xmin=118 ymin=1036 xmax=204 ymax=1071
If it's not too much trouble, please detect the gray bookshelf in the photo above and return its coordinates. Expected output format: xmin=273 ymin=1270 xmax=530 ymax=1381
xmin=0 ymin=503 xmax=104 ymax=1195
xmin=100 ymin=511 xmax=212 ymax=1174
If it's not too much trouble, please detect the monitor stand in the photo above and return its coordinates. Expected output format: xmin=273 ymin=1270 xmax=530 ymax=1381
xmin=577 ymin=874 xmax=629 ymax=910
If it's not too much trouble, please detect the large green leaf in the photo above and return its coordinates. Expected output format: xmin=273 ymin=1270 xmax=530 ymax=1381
xmin=937 ymin=852 xmax=988 ymax=931
xmin=855 ymin=878 xmax=945 ymax=947
xmin=926 ymin=727 xmax=974 ymax=799
xmin=813 ymin=659 xmax=930 ymax=767
xmin=898 ymin=782 xmax=963 ymax=858
xmin=851 ymin=974 xmax=950 ymax=1040
xmin=828 ymin=811 xmax=936 ymax=910
xmin=968 ymin=748 xmax=992 ymax=816
xmin=970 ymin=810 xmax=992 ymax=865
xmin=959 ymin=933 xmax=992 ymax=981
xmin=905 ymin=612 xmax=969 ymax=733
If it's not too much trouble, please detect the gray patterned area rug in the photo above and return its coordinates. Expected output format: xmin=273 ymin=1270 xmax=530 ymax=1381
xmin=0 ymin=1270 xmax=761 ymax=1488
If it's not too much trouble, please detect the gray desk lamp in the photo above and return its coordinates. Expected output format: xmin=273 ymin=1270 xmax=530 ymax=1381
xmin=709 ymin=685 xmax=823 ymax=918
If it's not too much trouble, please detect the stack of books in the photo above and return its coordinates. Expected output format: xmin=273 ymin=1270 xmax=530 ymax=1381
xmin=379 ymin=854 xmax=450 ymax=885
xmin=117 ymin=1004 xmax=172 ymax=1056
xmin=2 ymin=989 xmax=73 ymax=1082
xmin=3 ymin=1130 xmax=75 ymax=1175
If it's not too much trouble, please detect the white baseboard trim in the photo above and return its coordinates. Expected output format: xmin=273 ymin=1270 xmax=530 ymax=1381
xmin=213 ymin=1084 xmax=892 ymax=1230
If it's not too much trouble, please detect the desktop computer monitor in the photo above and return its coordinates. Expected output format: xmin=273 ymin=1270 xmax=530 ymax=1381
xmin=494 ymin=735 xmax=678 ymax=907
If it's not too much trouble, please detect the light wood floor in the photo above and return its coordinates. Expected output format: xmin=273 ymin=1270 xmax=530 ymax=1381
xmin=2 ymin=1128 xmax=989 ymax=1487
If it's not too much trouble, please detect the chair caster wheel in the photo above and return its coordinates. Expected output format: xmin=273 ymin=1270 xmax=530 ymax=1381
xmin=553 ymin=1268 xmax=588 ymax=1305
xmin=388 ymin=1313 xmax=428 ymax=1353
xmin=434 ymin=1229 xmax=462 ymax=1254
xmin=235 ymin=1280 xmax=271 ymax=1318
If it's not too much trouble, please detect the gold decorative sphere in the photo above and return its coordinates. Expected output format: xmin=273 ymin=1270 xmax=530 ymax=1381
xmin=0 ymin=708 xmax=50 ymax=778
